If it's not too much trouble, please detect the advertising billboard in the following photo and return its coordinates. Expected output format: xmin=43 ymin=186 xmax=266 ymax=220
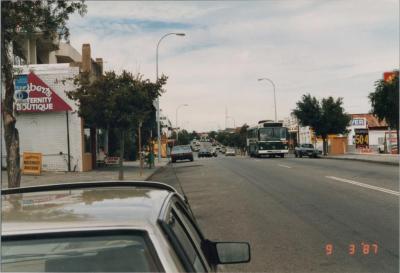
xmin=354 ymin=129 xmax=369 ymax=148
xmin=14 ymin=72 xmax=72 ymax=112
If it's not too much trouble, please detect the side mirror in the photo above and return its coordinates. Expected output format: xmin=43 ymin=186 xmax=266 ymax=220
xmin=216 ymin=242 xmax=250 ymax=264
xmin=203 ymin=240 xmax=250 ymax=264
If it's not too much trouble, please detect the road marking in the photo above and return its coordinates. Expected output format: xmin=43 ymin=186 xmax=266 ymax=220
xmin=278 ymin=164 xmax=292 ymax=169
xmin=325 ymin=176 xmax=400 ymax=196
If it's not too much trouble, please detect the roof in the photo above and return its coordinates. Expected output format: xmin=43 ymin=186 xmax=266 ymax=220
xmin=2 ymin=182 xmax=173 ymax=235
xmin=351 ymin=113 xmax=388 ymax=128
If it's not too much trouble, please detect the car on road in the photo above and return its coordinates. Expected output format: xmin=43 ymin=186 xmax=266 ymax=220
xmin=294 ymin=143 xmax=322 ymax=158
xmin=1 ymin=182 xmax=251 ymax=272
xmin=198 ymin=148 xmax=212 ymax=158
xmin=225 ymin=148 xmax=236 ymax=156
xmin=171 ymin=145 xmax=194 ymax=163
xmin=220 ymin=146 xmax=226 ymax=154
xmin=210 ymin=148 xmax=218 ymax=157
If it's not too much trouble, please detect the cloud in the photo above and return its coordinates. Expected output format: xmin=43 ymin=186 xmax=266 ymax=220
xmin=68 ymin=0 xmax=398 ymax=131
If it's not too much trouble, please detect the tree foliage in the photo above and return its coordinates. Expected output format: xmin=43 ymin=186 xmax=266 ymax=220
xmin=369 ymin=72 xmax=399 ymax=153
xmin=68 ymin=71 xmax=167 ymax=129
xmin=369 ymin=73 xmax=399 ymax=130
xmin=1 ymin=0 xmax=86 ymax=188
xmin=292 ymin=94 xmax=350 ymax=154
xmin=215 ymin=124 xmax=248 ymax=148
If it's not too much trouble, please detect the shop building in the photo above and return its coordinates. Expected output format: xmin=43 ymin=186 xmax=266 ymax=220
xmin=2 ymin=37 xmax=104 ymax=171
xmin=347 ymin=114 xmax=396 ymax=153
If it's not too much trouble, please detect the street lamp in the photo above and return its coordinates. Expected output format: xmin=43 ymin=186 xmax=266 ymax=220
xmin=258 ymin=78 xmax=277 ymax=122
xmin=176 ymin=104 xmax=189 ymax=142
xmin=156 ymin=32 xmax=186 ymax=162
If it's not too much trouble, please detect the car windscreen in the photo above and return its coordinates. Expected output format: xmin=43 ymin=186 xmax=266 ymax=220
xmin=302 ymin=144 xmax=314 ymax=148
xmin=1 ymin=232 xmax=162 ymax=272
xmin=172 ymin=146 xmax=191 ymax=153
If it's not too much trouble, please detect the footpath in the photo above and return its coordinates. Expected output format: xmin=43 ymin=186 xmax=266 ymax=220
xmin=1 ymin=159 xmax=169 ymax=189
xmin=324 ymin=153 xmax=399 ymax=166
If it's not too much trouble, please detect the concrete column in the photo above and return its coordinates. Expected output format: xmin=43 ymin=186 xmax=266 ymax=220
xmin=95 ymin=58 xmax=103 ymax=75
xmin=48 ymin=51 xmax=57 ymax=64
xmin=28 ymin=37 xmax=37 ymax=64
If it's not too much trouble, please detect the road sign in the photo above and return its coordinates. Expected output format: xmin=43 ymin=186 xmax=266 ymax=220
xmin=22 ymin=152 xmax=42 ymax=175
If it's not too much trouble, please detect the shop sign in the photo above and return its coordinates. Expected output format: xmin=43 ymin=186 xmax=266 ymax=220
xmin=22 ymin=152 xmax=42 ymax=175
xmin=14 ymin=73 xmax=72 ymax=112
xmin=383 ymin=71 xmax=398 ymax=82
xmin=351 ymin=118 xmax=365 ymax=127
xmin=355 ymin=129 xmax=369 ymax=148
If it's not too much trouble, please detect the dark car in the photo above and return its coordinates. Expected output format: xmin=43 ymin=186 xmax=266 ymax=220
xmin=198 ymin=148 xmax=212 ymax=158
xmin=294 ymin=143 xmax=322 ymax=158
xmin=1 ymin=182 xmax=251 ymax=272
xmin=171 ymin=145 xmax=194 ymax=163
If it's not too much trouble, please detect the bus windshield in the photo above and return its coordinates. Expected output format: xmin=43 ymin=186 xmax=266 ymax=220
xmin=259 ymin=127 xmax=287 ymax=141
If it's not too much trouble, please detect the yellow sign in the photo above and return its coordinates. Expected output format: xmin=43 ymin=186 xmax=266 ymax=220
xmin=22 ymin=152 xmax=42 ymax=175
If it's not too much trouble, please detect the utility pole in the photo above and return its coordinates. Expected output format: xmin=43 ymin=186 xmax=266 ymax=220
xmin=138 ymin=121 xmax=143 ymax=176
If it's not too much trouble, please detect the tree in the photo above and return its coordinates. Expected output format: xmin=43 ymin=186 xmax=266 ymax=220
xmin=292 ymin=94 xmax=350 ymax=155
xmin=189 ymin=130 xmax=199 ymax=140
xmin=177 ymin=130 xmax=191 ymax=145
xmin=67 ymin=70 xmax=167 ymax=180
xmin=1 ymin=1 xmax=86 ymax=188
xmin=208 ymin=131 xmax=217 ymax=140
xmin=369 ymin=72 xmax=399 ymax=154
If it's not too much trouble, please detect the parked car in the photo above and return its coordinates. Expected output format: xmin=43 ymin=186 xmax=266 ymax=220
xmin=220 ymin=146 xmax=226 ymax=154
xmin=171 ymin=145 xmax=194 ymax=163
xmin=294 ymin=143 xmax=322 ymax=158
xmin=1 ymin=182 xmax=251 ymax=272
xmin=192 ymin=145 xmax=200 ymax=152
xmin=198 ymin=148 xmax=212 ymax=158
xmin=225 ymin=148 xmax=236 ymax=156
xmin=210 ymin=148 xmax=218 ymax=157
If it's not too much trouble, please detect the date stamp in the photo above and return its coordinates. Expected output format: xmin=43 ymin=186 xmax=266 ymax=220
xmin=325 ymin=243 xmax=378 ymax=256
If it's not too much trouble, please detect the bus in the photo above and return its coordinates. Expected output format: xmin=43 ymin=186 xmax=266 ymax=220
xmin=247 ymin=120 xmax=289 ymax=158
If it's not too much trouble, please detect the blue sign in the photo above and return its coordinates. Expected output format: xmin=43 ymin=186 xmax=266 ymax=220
xmin=15 ymin=75 xmax=29 ymax=100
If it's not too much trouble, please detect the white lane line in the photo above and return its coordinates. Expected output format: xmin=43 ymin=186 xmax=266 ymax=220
xmin=325 ymin=176 xmax=400 ymax=196
xmin=278 ymin=164 xmax=292 ymax=169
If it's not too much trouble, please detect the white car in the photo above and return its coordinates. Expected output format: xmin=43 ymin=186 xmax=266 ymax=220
xmin=225 ymin=148 xmax=236 ymax=156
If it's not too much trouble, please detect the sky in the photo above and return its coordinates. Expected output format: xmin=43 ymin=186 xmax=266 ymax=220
xmin=68 ymin=1 xmax=398 ymax=132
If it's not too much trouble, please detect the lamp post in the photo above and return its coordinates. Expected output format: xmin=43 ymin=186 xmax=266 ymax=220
xmin=258 ymin=78 xmax=277 ymax=122
xmin=156 ymin=32 xmax=186 ymax=162
xmin=176 ymin=104 xmax=188 ymax=143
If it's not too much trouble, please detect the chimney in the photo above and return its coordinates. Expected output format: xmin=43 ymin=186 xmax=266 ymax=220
xmin=95 ymin=58 xmax=103 ymax=75
xmin=82 ymin=44 xmax=91 ymax=73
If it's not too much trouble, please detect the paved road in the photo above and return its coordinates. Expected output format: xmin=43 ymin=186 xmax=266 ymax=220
xmin=152 ymin=153 xmax=399 ymax=273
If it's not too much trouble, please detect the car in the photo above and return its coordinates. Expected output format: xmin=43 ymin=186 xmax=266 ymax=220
xmin=220 ymin=147 xmax=226 ymax=154
xmin=198 ymin=148 xmax=212 ymax=158
xmin=225 ymin=148 xmax=236 ymax=156
xmin=171 ymin=145 xmax=194 ymax=163
xmin=210 ymin=148 xmax=218 ymax=157
xmin=1 ymin=182 xmax=251 ymax=272
xmin=294 ymin=143 xmax=322 ymax=158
